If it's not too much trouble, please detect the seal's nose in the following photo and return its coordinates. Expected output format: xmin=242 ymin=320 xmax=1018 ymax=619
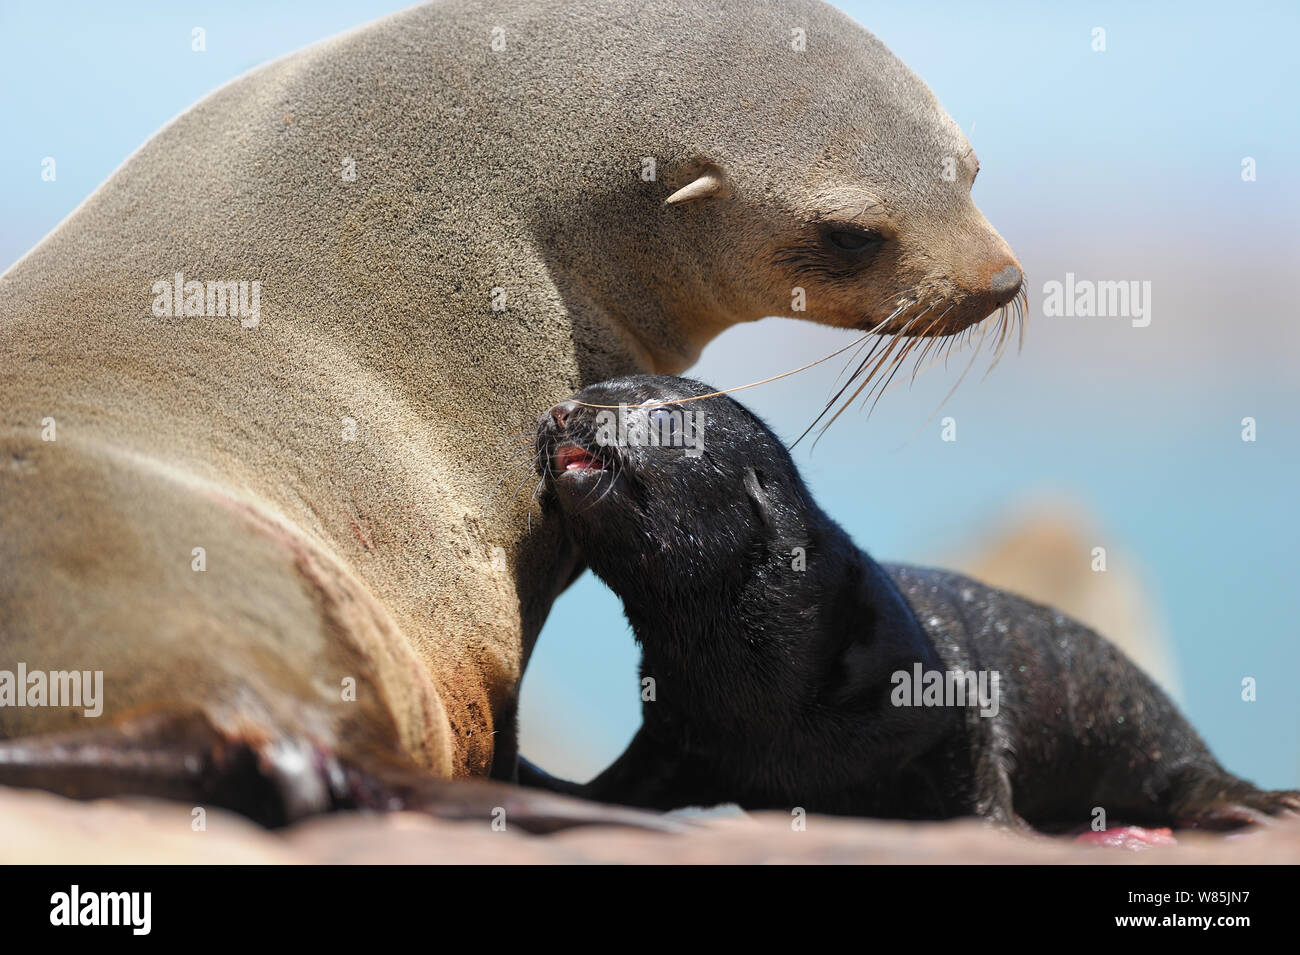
xmin=989 ymin=264 xmax=1023 ymax=304
xmin=550 ymin=400 xmax=578 ymax=429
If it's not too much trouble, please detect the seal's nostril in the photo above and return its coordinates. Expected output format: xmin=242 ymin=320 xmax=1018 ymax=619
xmin=551 ymin=400 xmax=578 ymax=429
xmin=989 ymin=264 xmax=1023 ymax=299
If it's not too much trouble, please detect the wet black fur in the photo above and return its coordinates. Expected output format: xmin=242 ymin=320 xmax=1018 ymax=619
xmin=522 ymin=375 xmax=1298 ymax=830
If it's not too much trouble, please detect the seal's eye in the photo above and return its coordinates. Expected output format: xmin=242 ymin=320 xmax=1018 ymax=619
xmin=824 ymin=227 xmax=884 ymax=255
xmin=647 ymin=407 xmax=678 ymax=443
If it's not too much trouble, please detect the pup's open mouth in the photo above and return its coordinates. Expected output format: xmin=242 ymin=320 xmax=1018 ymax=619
xmin=552 ymin=443 xmax=606 ymax=475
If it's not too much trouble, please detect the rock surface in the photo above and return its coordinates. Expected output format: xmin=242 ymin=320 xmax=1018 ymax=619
xmin=3 ymin=786 xmax=1297 ymax=865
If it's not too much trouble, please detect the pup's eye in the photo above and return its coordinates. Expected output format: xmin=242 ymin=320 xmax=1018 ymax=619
xmin=647 ymin=407 xmax=678 ymax=440
xmin=824 ymin=227 xmax=884 ymax=255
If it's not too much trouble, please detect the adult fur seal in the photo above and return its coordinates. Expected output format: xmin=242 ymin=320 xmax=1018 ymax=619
xmin=521 ymin=376 xmax=1299 ymax=830
xmin=0 ymin=0 xmax=1021 ymax=820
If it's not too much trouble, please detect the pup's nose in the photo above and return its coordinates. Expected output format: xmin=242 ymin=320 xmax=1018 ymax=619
xmin=550 ymin=400 xmax=578 ymax=429
xmin=989 ymin=264 xmax=1023 ymax=303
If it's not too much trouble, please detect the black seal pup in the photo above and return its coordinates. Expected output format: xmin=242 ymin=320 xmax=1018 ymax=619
xmin=521 ymin=375 xmax=1299 ymax=831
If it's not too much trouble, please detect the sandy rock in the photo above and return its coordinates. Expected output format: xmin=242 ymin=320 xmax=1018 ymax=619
xmin=4 ymin=784 xmax=1298 ymax=864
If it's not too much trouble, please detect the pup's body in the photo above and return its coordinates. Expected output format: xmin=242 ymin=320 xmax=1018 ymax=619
xmin=523 ymin=377 xmax=1297 ymax=830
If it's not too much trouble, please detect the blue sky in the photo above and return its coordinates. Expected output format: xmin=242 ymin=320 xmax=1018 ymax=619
xmin=3 ymin=1 xmax=1297 ymax=789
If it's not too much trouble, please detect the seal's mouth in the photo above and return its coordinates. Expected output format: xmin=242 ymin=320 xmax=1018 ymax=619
xmin=537 ymin=400 xmax=625 ymax=508
xmin=553 ymin=442 xmax=606 ymax=476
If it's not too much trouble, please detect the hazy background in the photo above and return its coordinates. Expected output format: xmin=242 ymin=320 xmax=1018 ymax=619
xmin=2 ymin=1 xmax=1296 ymax=788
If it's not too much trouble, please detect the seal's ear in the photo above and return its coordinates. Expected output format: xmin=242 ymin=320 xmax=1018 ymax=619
xmin=743 ymin=467 xmax=774 ymax=526
xmin=664 ymin=163 xmax=731 ymax=205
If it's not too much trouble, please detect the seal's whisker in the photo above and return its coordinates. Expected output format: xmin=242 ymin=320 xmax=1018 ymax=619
xmin=810 ymin=309 xmax=922 ymax=442
xmin=941 ymin=317 xmax=972 ymax=369
xmin=799 ymin=280 xmax=1026 ymax=448
xmin=525 ymin=476 xmax=546 ymax=533
xmin=942 ymin=315 xmax=972 ymax=370
xmin=868 ymin=302 xmax=939 ymax=393
xmin=482 ymin=451 xmax=545 ymax=516
xmin=974 ymin=310 xmax=1003 ymax=379
xmin=997 ymin=283 xmax=1027 ymax=362
xmin=892 ymin=310 xmax=995 ymax=450
xmin=829 ymin=331 xmax=880 ymax=392
xmin=576 ymin=473 xmax=607 ymax=510
xmin=570 ymin=326 xmax=880 ymax=412
xmin=570 ymin=278 xmax=1019 ymax=453
xmin=575 ymin=300 xmax=923 ymax=418
xmin=586 ymin=473 xmax=623 ymax=513
xmin=864 ymin=303 xmax=949 ymax=415
xmin=510 ymin=459 xmax=555 ymax=523
xmin=865 ymin=346 xmax=913 ymax=414
xmin=794 ymin=307 xmax=905 ymax=398
xmin=791 ymin=301 xmax=919 ymax=448
xmin=865 ymin=282 xmax=925 ymax=313
xmin=572 ymin=453 xmax=621 ymax=511
xmin=983 ymin=284 xmax=1027 ymax=380
xmin=508 ymin=474 xmax=539 ymax=507
xmin=1016 ymin=285 xmax=1028 ymax=351
xmin=835 ymin=308 xmax=921 ymax=397
xmin=506 ymin=453 xmax=546 ymax=502
xmin=877 ymin=330 xmax=960 ymax=402
xmin=838 ymin=321 xmax=898 ymax=394
xmin=496 ymin=431 xmax=560 ymax=521
xmin=907 ymin=336 xmax=941 ymax=386
xmin=488 ymin=448 xmax=545 ymax=495
xmin=837 ymin=324 xmax=908 ymax=413
xmin=908 ymin=303 xmax=954 ymax=386
xmin=568 ymin=452 xmax=623 ymax=514
xmin=865 ymin=325 xmax=922 ymax=408
xmin=793 ymin=341 xmax=885 ymax=449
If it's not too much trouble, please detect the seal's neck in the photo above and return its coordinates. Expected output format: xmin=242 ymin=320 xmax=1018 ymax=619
xmin=570 ymin=273 xmax=740 ymax=376
xmin=536 ymin=194 xmax=753 ymax=377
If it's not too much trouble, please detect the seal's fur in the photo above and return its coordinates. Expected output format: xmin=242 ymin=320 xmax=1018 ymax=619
xmin=0 ymin=0 xmax=1020 ymax=813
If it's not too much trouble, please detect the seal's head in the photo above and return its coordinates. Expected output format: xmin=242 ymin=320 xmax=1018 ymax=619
xmin=650 ymin=0 xmax=1025 ymax=342
xmin=535 ymin=0 xmax=1024 ymax=369
xmin=536 ymin=375 xmax=815 ymax=601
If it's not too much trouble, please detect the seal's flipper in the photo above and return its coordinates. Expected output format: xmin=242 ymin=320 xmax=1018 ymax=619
xmin=0 ymin=714 xmax=685 ymax=834
xmin=0 ymin=711 xmax=337 ymax=826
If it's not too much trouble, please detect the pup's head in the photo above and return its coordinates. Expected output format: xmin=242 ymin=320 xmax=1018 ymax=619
xmin=535 ymin=376 xmax=812 ymax=595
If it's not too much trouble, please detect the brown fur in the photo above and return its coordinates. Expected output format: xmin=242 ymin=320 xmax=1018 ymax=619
xmin=0 ymin=0 xmax=1019 ymax=790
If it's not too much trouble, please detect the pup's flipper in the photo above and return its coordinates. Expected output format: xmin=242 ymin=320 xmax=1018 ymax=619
xmin=1172 ymin=776 xmax=1300 ymax=831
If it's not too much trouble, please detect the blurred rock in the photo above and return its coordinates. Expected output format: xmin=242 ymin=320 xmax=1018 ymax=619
xmin=949 ymin=495 xmax=1180 ymax=696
